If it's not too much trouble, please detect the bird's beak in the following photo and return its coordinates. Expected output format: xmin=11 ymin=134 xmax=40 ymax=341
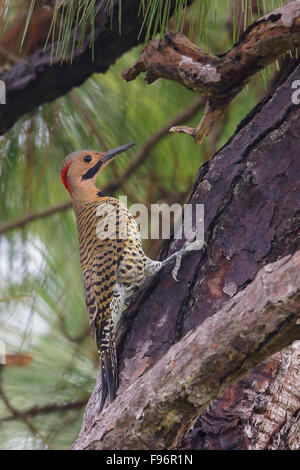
xmin=82 ymin=143 xmax=135 ymax=180
xmin=101 ymin=142 xmax=136 ymax=164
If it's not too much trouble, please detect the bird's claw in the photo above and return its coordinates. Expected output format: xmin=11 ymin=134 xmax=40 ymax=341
xmin=183 ymin=238 xmax=206 ymax=253
xmin=171 ymin=238 xmax=206 ymax=282
xmin=172 ymin=252 xmax=182 ymax=282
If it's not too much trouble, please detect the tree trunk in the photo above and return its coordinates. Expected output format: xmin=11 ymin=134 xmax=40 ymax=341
xmin=72 ymin=58 xmax=300 ymax=450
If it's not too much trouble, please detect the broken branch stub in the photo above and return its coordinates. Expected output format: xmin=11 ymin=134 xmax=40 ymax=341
xmin=122 ymin=1 xmax=300 ymax=143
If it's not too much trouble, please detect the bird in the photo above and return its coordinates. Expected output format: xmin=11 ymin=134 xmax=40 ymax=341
xmin=61 ymin=143 xmax=204 ymax=412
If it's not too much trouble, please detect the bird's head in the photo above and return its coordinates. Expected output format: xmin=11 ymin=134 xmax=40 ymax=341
xmin=61 ymin=143 xmax=135 ymax=200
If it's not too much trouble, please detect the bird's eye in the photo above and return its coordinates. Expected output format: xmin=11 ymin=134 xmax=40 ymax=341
xmin=83 ymin=155 xmax=92 ymax=163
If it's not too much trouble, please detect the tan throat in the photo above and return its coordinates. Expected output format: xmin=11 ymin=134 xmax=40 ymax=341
xmin=70 ymin=179 xmax=106 ymax=203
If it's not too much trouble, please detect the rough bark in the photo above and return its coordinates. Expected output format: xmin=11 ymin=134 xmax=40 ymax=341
xmin=178 ymin=343 xmax=300 ymax=450
xmin=73 ymin=58 xmax=300 ymax=450
xmin=0 ymin=0 xmax=195 ymax=135
xmin=72 ymin=252 xmax=300 ymax=450
xmin=123 ymin=1 xmax=300 ymax=141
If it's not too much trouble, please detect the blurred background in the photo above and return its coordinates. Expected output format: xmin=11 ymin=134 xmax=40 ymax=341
xmin=0 ymin=0 xmax=288 ymax=450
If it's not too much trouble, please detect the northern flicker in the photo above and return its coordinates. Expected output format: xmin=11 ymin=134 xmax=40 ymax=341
xmin=61 ymin=143 xmax=204 ymax=411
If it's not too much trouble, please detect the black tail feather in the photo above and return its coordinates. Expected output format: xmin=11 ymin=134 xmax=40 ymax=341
xmin=99 ymin=364 xmax=108 ymax=413
xmin=103 ymin=350 xmax=117 ymax=403
xmin=98 ymin=336 xmax=118 ymax=412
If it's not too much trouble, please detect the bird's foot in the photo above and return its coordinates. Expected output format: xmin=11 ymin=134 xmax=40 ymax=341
xmin=172 ymin=252 xmax=182 ymax=282
xmin=171 ymin=237 xmax=206 ymax=282
xmin=182 ymin=237 xmax=206 ymax=253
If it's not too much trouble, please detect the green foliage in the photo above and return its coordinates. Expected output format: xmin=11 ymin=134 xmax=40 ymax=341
xmin=0 ymin=0 xmax=287 ymax=450
xmin=2 ymin=0 xmax=286 ymax=62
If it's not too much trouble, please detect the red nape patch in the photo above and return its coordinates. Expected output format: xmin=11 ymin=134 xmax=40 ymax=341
xmin=61 ymin=162 xmax=72 ymax=194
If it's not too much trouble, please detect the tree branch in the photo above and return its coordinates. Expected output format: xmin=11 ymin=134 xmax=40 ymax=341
xmin=0 ymin=201 xmax=72 ymax=235
xmin=0 ymin=0 xmax=195 ymax=135
xmin=0 ymin=397 xmax=89 ymax=423
xmin=122 ymin=1 xmax=300 ymax=142
xmin=0 ymin=369 xmax=53 ymax=448
xmin=73 ymin=251 xmax=300 ymax=450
